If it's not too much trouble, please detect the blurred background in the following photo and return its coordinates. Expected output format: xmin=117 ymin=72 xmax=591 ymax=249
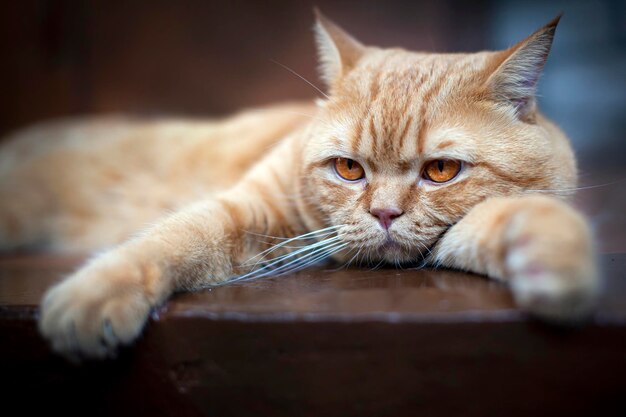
xmin=1 ymin=0 xmax=625 ymax=250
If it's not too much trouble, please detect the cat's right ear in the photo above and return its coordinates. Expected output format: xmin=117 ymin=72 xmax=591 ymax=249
xmin=484 ymin=15 xmax=561 ymax=121
xmin=314 ymin=9 xmax=365 ymax=89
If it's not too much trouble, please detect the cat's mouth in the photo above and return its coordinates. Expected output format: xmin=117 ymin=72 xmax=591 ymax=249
xmin=380 ymin=237 xmax=402 ymax=250
xmin=371 ymin=236 xmax=422 ymax=264
xmin=336 ymin=229 xmax=437 ymax=265
xmin=373 ymin=231 xmax=441 ymax=265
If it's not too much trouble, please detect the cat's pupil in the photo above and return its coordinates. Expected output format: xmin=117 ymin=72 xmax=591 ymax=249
xmin=347 ymin=159 xmax=354 ymax=170
xmin=437 ymin=160 xmax=444 ymax=172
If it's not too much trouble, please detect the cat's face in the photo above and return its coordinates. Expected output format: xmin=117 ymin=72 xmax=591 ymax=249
xmin=298 ymin=14 xmax=576 ymax=265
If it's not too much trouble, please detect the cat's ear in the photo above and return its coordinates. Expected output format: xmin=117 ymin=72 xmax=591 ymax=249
xmin=314 ymin=9 xmax=365 ymax=89
xmin=485 ymin=15 xmax=561 ymax=120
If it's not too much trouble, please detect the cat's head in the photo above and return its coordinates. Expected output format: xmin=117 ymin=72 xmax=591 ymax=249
xmin=298 ymin=11 xmax=577 ymax=265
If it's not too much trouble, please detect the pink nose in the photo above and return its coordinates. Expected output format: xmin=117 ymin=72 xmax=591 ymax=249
xmin=370 ymin=207 xmax=404 ymax=230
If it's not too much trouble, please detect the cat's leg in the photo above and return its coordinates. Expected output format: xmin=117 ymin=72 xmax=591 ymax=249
xmin=39 ymin=185 xmax=300 ymax=359
xmin=431 ymin=195 xmax=599 ymax=321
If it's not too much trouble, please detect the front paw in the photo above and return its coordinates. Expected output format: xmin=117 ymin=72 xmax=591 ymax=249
xmin=39 ymin=258 xmax=153 ymax=360
xmin=505 ymin=197 xmax=600 ymax=322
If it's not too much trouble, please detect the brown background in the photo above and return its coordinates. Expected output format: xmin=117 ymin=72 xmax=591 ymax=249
xmin=0 ymin=0 xmax=495 ymax=133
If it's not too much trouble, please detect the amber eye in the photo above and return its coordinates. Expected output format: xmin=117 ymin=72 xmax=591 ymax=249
xmin=334 ymin=157 xmax=365 ymax=181
xmin=423 ymin=159 xmax=462 ymax=183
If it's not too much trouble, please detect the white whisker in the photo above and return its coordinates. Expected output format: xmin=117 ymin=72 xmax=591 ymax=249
xmin=258 ymin=239 xmax=345 ymax=273
xmin=272 ymin=243 xmax=349 ymax=277
xmin=525 ymin=177 xmax=626 ymax=194
xmin=242 ymin=225 xmax=342 ymax=267
xmin=326 ymin=247 xmax=362 ymax=272
xmin=242 ymin=235 xmax=341 ymax=269
xmin=270 ymin=59 xmax=330 ymax=100
xmin=234 ymin=240 xmax=348 ymax=282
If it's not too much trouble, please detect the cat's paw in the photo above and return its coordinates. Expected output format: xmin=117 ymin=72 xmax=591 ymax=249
xmin=39 ymin=258 xmax=153 ymax=360
xmin=504 ymin=197 xmax=600 ymax=322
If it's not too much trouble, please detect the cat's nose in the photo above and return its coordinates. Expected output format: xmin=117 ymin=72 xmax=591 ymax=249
xmin=370 ymin=207 xmax=404 ymax=230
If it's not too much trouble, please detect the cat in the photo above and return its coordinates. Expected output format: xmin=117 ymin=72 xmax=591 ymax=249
xmin=0 ymin=11 xmax=598 ymax=359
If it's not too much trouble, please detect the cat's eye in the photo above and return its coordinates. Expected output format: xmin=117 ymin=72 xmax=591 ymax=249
xmin=334 ymin=158 xmax=365 ymax=181
xmin=423 ymin=159 xmax=462 ymax=183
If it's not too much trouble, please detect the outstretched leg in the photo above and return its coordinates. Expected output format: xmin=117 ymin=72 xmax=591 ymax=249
xmin=39 ymin=176 xmax=304 ymax=359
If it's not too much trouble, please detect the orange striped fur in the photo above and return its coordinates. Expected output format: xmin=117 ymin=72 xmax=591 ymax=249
xmin=0 ymin=13 xmax=598 ymax=358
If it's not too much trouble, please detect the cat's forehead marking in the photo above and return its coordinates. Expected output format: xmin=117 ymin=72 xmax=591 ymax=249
xmin=325 ymin=51 xmax=494 ymax=169
xmin=353 ymin=67 xmax=445 ymax=161
xmin=434 ymin=140 xmax=455 ymax=150
xmin=350 ymin=52 xmax=484 ymax=164
xmin=423 ymin=127 xmax=478 ymax=162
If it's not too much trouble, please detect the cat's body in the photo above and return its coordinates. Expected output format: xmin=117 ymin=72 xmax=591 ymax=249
xmin=0 ymin=103 xmax=313 ymax=252
xmin=0 ymin=13 xmax=599 ymax=359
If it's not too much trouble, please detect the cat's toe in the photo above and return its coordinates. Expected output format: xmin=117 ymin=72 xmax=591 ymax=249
xmin=504 ymin=201 xmax=600 ymax=322
xmin=509 ymin=263 xmax=599 ymax=322
xmin=39 ymin=270 xmax=151 ymax=360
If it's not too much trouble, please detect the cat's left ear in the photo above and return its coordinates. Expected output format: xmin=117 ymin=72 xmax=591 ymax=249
xmin=485 ymin=15 xmax=561 ymax=121
xmin=314 ymin=9 xmax=366 ymax=89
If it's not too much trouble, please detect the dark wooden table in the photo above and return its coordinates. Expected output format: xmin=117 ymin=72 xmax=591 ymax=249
xmin=1 ymin=251 xmax=625 ymax=417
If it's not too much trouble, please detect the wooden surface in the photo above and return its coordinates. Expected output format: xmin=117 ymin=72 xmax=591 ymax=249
xmin=1 ymin=253 xmax=625 ymax=417
xmin=2 ymin=253 xmax=626 ymax=320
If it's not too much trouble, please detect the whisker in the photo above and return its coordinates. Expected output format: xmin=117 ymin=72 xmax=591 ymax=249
xmin=242 ymin=225 xmax=342 ymax=266
xmin=243 ymin=227 xmax=338 ymax=242
xmin=271 ymin=243 xmax=349 ymax=277
xmin=325 ymin=247 xmax=362 ymax=272
xmin=418 ymin=241 xmax=433 ymax=258
xmin=240 ymin=235 xmax=343 ymax=273
xmin=270 ymin=59 xmax=330 ymax=100
xmin=525 ymin=177 xmax=626 ymax=194
xmin=259 ymin=239 xmax=346 ymax=273
xmin=242 ymin=235 xmax=341 ymax=268
xmin=369 ymin=258 xmax=386 ymax=271
xmin=235 ymin=240 xmax=348 ymax=281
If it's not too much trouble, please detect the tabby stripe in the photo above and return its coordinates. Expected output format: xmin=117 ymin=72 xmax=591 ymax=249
xmin=477 ymin=162 xmax=543 ymax=188
xmin=356 ymin=183 xmax=372 ymax=210
xmin=368 ymin=69 xmax=382 ymax=103
xmin=396 ymin=115 xmax=413 ymax=155
xmin=368 ymin=115 xmax=378 ymax=156
xmin=435 ymin=140 xmax=455 ymax=150
xmin=416 ymin=67 xmax=451 ymax=154
xmin=352 ymin=117 xmax=364 ymax=153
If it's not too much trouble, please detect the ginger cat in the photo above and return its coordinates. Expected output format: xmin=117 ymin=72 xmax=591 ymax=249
xmin=0 ymin=12 xmax=598 ymax=359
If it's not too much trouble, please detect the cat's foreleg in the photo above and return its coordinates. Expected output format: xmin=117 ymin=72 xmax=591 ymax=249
xmin=431 ymin=195 xmax=599 ymax=321
xmin=39 ymin=188 xmax=296 ymax=359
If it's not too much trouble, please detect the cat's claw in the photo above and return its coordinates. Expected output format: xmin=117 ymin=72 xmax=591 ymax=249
xmin=39 ymin=262 xmax=151 ymax=360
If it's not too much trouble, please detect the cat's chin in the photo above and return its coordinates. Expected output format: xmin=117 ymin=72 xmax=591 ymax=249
xmin=330 ymin=231 xmax=432 ymax=266
xmin=379 ymin=244 xmax=423 ymax=264
xmin=360 ymin=240 xmax=427 ymax=266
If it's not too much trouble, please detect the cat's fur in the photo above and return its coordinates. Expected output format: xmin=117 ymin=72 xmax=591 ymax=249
xmin=0 ymin=12 xmax=598 ymax=359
